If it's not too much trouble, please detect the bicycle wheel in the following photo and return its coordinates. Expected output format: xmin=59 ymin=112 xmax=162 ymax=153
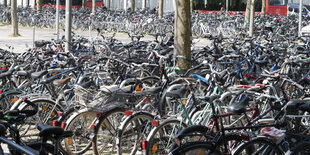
xmin=17 ymin=98 xmax=63 ymax=141
xmin=92 ymin=107 xmax=126 ymax=155
xmin=146 ymin=118 xmax=187 ymax=155
xmin=64 ymin=108 xmax=97 ymax=155
xmin=0 ymin=90 xmax=22 ymax=111
xmin=116 ymin=111 xmax=155 ymax=155
xmin=169 ymin=141 xmax=222 ymax=155
xmin=233 ymin=137 xmax=282 ymax=155
xmin=215 ymin=132 xmax=249 ymax=155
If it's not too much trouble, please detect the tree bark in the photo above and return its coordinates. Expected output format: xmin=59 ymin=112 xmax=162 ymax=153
xmin=190 ymin=0 xmax=193 ymax=13
xmin=174 ymin=0 xmax=191 ymax=71
xmin=249 ymin=0 xmax=255 ymax=36
xmin=37 ymin=0 xmax=42 ymax=12
xmin=11 ymin=0 xmax=19 ymax=36
xmin=159 ymin=0 xmax=163 ymax=19
xmin=4 ymin=0 xmax=7 ymax=7
xmin=26 ymin=0 xmax=29 ymax=8
xmin=261 ymin=0 xmax=266 ymax=16
xmin=92 ymin=0 xmax=96 ymax=15
xmin=82 ymin=0 xmax=85 ymax=8
xmin=131 ymin=0 xmax=135 ymax=12
xmin=245 ymin=0 xmax=251 ymax=22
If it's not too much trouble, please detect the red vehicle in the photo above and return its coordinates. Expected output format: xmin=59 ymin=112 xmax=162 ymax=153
xmin=266 ymin=0 xmax=288 ymax=16
xmin=34 ymin=0 xmax=104 ymax=8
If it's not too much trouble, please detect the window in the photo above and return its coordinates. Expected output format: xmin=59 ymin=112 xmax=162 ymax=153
xmin=268 ymin=0 xmax=287 ymax=6
xmin=288 ymin=7 xmax=293 ymax=12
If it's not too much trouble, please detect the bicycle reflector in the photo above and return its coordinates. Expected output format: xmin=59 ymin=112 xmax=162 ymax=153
xmin=42 ymin=105 xmax=48 ymax=111
xmin=0 ymin=89 xmax=2 ymax=94
xmin=95 ymin=113 xmax=101 ymax=117
xmin=152 ymin=144 xmax=158 ymax=154
xmin=53 ymin=120 xmax=57 ymax=127
xmin=61 ymin=122 xmax=66 ymax=128
xmin=11 ymin=98 xmax=18 ymax=103
xmin=67 ymin=137 xmax=72 ymax=145
xmin=91 ymin=124 xmax=95 ymax=130
xmin=152 ymin=120 xmax=159 ymax=126
xmin=142 ymin=140 xmax=147 ymax=150
xmin=124 ymin=111 xmax=132 ymax=116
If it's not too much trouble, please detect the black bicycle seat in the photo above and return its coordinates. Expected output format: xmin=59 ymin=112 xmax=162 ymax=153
xmin=166 ymin=86 xmax=188 ymax=99
xmin=31 ymin=70 xmax=48 ymax=80
xmin=298 ymin=102 xmax=310 ymax=113
xmin=37 ymin=124 xmax=64 ymax=137
xmin=16 ymin=70 xmax=31 ymax=77
xmin=140 ymin=86 xmax=162 ymax=95
xmin=227 ymin=95 xmax=250 ymax=115
xmin=0 ymin=69 xmax=15 ymax=79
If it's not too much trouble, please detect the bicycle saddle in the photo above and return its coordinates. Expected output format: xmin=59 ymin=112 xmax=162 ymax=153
xmin=227 ymin=95 xmax=250 ymax=115
xmin=166 ymin=85 xmax=188 ymax=99
xmin=34 ymin=40 xmax=52 ymax=48
xmin=0 ymin=68 xmax=15 ymax=79
xmin=140 ymin=86 xmax=162 ymax=95
xmin=31 ymin=70 xmax=48 ymax=80
xmin=16 ymin=70 xmax=32 ymax=77
xmin=53 ymin=77 xmax=71 ymax=86
xmin=298 ymin=102 xmax=310 ymax=113
xmin=37 ymin=124 xmax=64 ymax=137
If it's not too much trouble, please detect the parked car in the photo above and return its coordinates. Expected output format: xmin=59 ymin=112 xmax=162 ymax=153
xmin=287 ymin=4 xmax=310 ymax=16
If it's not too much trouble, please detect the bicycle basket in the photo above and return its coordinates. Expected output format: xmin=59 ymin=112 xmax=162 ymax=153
xmin=74 ymin=85 xmax=103 ymax=107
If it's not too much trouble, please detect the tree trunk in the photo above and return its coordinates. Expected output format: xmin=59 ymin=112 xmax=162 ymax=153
xmin=249 ymin=0 xmax=255 ymax=36
xmin=245 ymin=0 xmax=251 ymax=22
xmin=92 ymin=0 xmax=96 ymax=15
xmin=261 ymin=0 xmax=266 ymax=16
xmin=26 ymin=0 xmax=29 ymax=8
xmin=21 ymin=0 xmax=23 ymax=8
xmin=131 ymin=0 xmax=135 ymax=12
xmin=4 ymin=0 xmax=7 ymax=7
xmin=37 ymin=0 xmax=42 ymax=12
xmin=82 ymin=0 xmax=85 ymax=8
xmin=159 ymin=0 xmax=163 ymax=19
xmin=11 ymin=0 xmax=19 ymax=36
xmin=174 ymin=0 xmax=191 ymax=71
xmin=190 ymin=0 xmax=193 ymax=13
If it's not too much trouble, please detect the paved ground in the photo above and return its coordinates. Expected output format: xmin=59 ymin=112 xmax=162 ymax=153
xmin=0 ymin=24 xmax=211 ymax=53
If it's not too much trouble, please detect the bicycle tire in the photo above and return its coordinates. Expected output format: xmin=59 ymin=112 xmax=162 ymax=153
xmin=17 ymin=98 xmax=63 ymax=141
xmin=145 ymin=118 xmax=187 ymax=155
xmin=170 ymin=141 xmax=222 ymax=155
xmin=64 ymin=108 xmax=97 ymax=155
xmin=233 ymin=137 xmax=282 ymax=155
xmin=92 ymin=107 xmax=126 ymax=155
xmin=116 ymin=111 xmax=155 ymax=155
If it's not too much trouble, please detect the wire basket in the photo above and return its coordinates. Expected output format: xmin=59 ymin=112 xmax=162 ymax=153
xmin=74 ymin=85 xmax=104 ymax=108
